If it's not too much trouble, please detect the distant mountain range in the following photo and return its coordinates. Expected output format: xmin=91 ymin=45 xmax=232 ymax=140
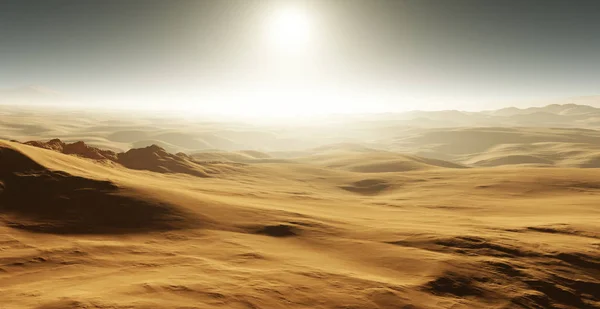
xmin=374 ymin=101 xmax=600 ymax=128
xmin=487 ymin=103 xmax=600 ymax=116
xmin=1 ymin=86 xmax=598 ymax=127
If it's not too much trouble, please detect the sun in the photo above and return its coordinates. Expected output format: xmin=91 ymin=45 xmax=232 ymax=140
xmin=265 ymin=7 xmax=312 ymax=53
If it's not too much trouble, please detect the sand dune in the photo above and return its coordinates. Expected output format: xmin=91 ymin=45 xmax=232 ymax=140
xmin=463 ymin=142 xmax=600 ymax=167
xmin=490 ymin=103 xmax=600 ymax=116
xmin=1 ymin=136 xmax=599 ymax=308
xmin=0 ymin=142 xmax=200 ymax=234
xmin=1 ymin=104 xmax=600 ymax=308
xmin=467 ymin=154 xmax=554 ymax=167
xmin=3 ymin=103 xmax=600 ymax=156
xmin=299 ymin=150 xmax=465 ymax=172
xmin=191 ymin=150 xmax=272 ymax=163
xmin=25 ymin=139 xmax=119 ymax=161
xmin=21 ymin=139 xmax=248 ymax=178
xmin=117 ymin=145 xmax=211 ymax=177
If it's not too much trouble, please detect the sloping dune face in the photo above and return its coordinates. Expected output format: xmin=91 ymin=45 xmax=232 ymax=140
xmin=463 ymin=142 xmax=600 ymax=168
xmin=390 ymin=127 xmax=600 ymax=167
xmin=25 ymin=139 xmax=118 ymax=161
xmin=0 ymin=142 xmax=200 ymax=234
xmin=116 ymin=145 xmax=210 ymax=177
xmin=298 ymin=148 xmax=466 ymax=172
xmin=4 ymin=104 xmax=600 ymax=169
xmin=22 ymin=139 xmax=234 ymax=177
xmin=1 ymin=138 xmax=599 ymax=309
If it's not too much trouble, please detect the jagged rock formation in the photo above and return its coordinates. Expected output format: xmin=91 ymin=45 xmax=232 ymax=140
xmin=24 ymin=139 xmax=211 ymax=177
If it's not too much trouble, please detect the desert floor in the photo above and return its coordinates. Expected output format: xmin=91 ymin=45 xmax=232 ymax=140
xmin=0 ymin=106 xmax=599 ymax=309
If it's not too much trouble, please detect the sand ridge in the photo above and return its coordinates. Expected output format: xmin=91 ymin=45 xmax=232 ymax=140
xmin=1 ymin=104 xmax=600 ymax=308
xmin=1 ymin=135 xmax=599 ymax=308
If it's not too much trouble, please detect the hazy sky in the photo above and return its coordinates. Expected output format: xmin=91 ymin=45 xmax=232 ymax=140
xmin=1 ymin=0 xmax=599 ymax=115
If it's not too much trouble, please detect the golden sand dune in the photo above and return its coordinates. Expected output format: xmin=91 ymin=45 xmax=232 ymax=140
xmin=386 ymin=127 xmax=600 ymax=168
xmin=463 ymin=142 xmax=600 ymax=167
xmin=3 ymin=104 xmax=600 ymax=162
xmin=298 ymin=150 xmax=466 ymax=172
xmin=191 ymin=150 xmax=272 ymax=163
xmin=21 ymin=139 xmax=249 ymax=178
xmin=1 ymin=138 xmax=598 ymax=309
xmin=0 ymin=142 xmax=200 ymax=234
xmin=394 ymin=127 xmax=600 ymax=156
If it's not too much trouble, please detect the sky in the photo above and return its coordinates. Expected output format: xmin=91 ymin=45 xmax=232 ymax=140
xmin=1 ymin=0 xmax=599 ymax=116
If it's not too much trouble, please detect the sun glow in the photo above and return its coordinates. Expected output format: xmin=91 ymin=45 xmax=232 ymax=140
xmin=265 ymin=7 xmax=312 ymax=53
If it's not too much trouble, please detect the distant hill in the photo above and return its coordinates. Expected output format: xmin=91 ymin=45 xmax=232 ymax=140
xmin=378 ymin=102 xmax=600 ymax=128
xmin=488 ymin=103 xmax=600 ymax=116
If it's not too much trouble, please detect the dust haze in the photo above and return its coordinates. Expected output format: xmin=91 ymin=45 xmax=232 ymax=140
xmin=1 ymin=1 xmax=600 ymax=309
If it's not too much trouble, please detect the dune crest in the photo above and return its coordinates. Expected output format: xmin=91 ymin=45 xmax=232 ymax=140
xmin=23 ymin=139 xmax=220 ymax=177
xmin=25 ymin=139 xmax=118 ymax=161
xmin=1 ymin=136 xmax=599 ymax=308
xmin=117 ymin=144 xmax=211 ymax=177
xmin=0 ymin=142 xmax=201 ymax=234
xmin=1 ymin=104 xmax=600 ymax=308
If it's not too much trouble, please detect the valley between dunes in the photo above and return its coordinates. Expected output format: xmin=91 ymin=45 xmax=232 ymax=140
xmin=1 ymin=104 xmax=600 ymax=308
xmin=1 ymin=138 xmax=599 ymax=309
